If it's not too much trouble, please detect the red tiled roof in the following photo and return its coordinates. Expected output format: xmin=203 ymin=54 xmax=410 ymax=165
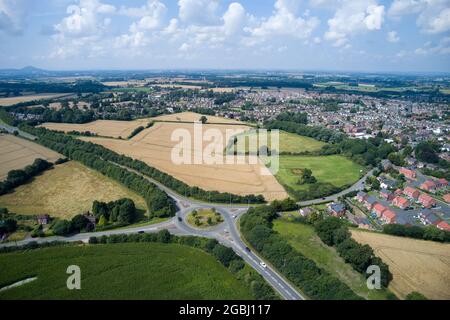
xmin=383 ymin=210 xmax=396 ymax=219
xmin=443 ymin=194 xmax=450 ymax=203
xmin=437 ymin=221 xmax=450 ymax=232
xmin=373 ymin=203 xmax=387 ymax=213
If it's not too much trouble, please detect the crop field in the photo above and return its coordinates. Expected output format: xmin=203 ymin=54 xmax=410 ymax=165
xmin=274 ymin=216 xmax=392 ymax=300
xmin=0 ymin=93 xmax=70 ymax=106
xmin=352 ymin=230 xmax=450 ymax=300
xmin=232 ymin=130 xmax=326 ymax=154
xmin=80 ymin=120 xmax=288 ymax=201
xmin=276 ymin=155 xmax=363 ymax=192
xmin=39 ymin=118 xmax=151 ymax=139
xmin=0 ymin=243 xmax=253 ymax=300
xmin=0 ymin=134 xmax=61 ymax=180
xmin=152 ymin=111 xmax=246 ymax=124
xmin=0 ymin=161 xmax=147 ymax=218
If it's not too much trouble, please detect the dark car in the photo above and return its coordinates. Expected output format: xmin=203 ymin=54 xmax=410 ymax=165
xmin=177 ymin=217 xmax=182 ymax=222
xmin=138 ymin=231 xmax=145 ymax=234
xmin=245 ymin=246 xmax=251 ymax=252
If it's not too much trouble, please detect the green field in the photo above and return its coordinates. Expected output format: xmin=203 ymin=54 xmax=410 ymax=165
xmin=276 ymin=155 xmax=364 ymax=192
xmin=273 ymin=216 xmax=392 ymax=300
xmin=233 ymin=130 xmax=326 ymax=154
xmin=0 ymin=243 xmax=254 ymax=300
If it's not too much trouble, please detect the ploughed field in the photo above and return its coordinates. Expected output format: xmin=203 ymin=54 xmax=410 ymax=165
xmin=77 ymin=118 xmax=288 ymax=201
xmin=0 ymin=161 xmax=147 ymax=218
xmin=0 ymin=243 xmax=254 ymax=300
xmin=0 ymin=134 xmax=61 ymax=180
xmin=352 ymin=230 xmax=450 ymax=300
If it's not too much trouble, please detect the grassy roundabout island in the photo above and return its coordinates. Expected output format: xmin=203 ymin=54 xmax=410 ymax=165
xmin=187 ymin=208 xmax=224 ymax=229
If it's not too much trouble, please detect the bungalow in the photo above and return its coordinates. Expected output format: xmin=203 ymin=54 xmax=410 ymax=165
xmin=381 ymin=159 xmax=392 ymax=171
xmin=378 ymin=177 xmax=397 ymax=190
xmin=437 ymin=221 xmax=450 ymax=232
xmin=403 ymin=187 xmax=420 ymax=200
xmin=328 ymin=203 xmax=346 ymax=217
xmin=399 ymin=167 xmax=416 ymax=180
xmin=37 ymin=214 xmax=50 ymax=225
xmin=381 ymin=210 xmax=396 ymax=224
xmin=356 ymin=191 xmax=368 ymax=203
xmin=418 ymin=193 xmax=437 ymax=208
xmin=380 ymin=189 xmax=394 ymax=201
xmin=364 ymin=196 xmax=378 ymax=211
xmin=355 ymin=217 xmax=372 ymax=230
xmin=420 ymin=180 xmax=437 ymax=193
xmin=392 ymin=196 xmax=410 ymax=209
xmin=373 ymin=203 xmax=387 ymax=217
xmin=443 ymin=193 xmax=450 ymax=203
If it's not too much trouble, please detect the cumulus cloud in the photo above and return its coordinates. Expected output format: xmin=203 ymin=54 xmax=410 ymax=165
xmin=387 ymin=30 xmax=400 ymax=42
xmin=389 ymin=0 xmax=450 ymax=34
xmin=414 ymin=36 xmax=450 ymax=55
xmin=248 ymin=0 xmax=320 ymax=42
xmin=0 ymin=0 xmax=27 ymax=35
xmin=324 ymin=0 xmax=385 ymax=47
xmin=178 ymin=0 xmax=220 ymax=25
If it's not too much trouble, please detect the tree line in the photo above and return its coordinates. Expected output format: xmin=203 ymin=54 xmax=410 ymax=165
xmin=240 ymin=205 xmax=361 ymax=300
xmin=0 ymin=158 xmax=54 ymax=196
xmin=314 ymin=217 xmax=392 ymax=288
xmin=20 ymin=125 xmax=266 ymax=204
xmin=383 ymin=224 xmax=450 ymax=243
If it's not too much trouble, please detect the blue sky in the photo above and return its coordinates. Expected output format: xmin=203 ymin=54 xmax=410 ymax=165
xmin=0 ymin=0 xmax=449 ymax=72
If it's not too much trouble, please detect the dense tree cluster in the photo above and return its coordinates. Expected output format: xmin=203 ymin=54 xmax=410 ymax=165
xmin=415 ymin=141 xmax=441 ymax=164
xmin=88 ymin=230 xmax=279 ymax=300
xmin=240 ymin=205 xmax=361 ymax=299
xmin=0 ymin=208 xmax=17 ymax=236
xmin=276 ymin=112 xmax=308 ymax=124
xmin=93 ymin=198 xmax=136 ymax=225
xmin=20 ymin=125 xmax=265 ymax=204
xmin=314 ymin=217 xmax=392 ymax=287
xmin=127 ymin=126 xmax=145 ymax=139
xmin=383 ymin=224 xmax=450 ymax=243
xmin=0 ymin=158 xmax=53 ymax=196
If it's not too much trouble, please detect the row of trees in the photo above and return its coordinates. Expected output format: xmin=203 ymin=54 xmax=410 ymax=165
xmin=21 ymin=125 xmax=266 ymax=204
xmin=52 ymin=214 xmax=95 ymax=236
xmin=88 ymin=230 xmax=279 ymax=300
xmin=314 ymin=217 xmax=392 ymax=287
xmin=265 ymin=120 xmax=396 ymax=166
xmin=0 ymin=158 xmax=53 ymax=196
xmin=383 ymin=224 xmax=450 ymax=243
xmin=20 ymin=126 xmax=176 ymax=218
xmin=240 ymin=205 xmax=361 ymax=299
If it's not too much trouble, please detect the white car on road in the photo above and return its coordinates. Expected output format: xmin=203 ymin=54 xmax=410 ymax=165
xmin=260 ymin=262 xmax=267 ymax=268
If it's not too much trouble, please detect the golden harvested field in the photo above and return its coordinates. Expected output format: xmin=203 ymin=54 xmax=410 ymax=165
xmin=152 ymin=111 xmax=245 ymax=124
xmin=81 ymin=121 xmax=288 ymax=201
xmin=39 ymin=118 xmax=151 ymax=138
xmin=0 ymin=161 xmax=147 ymax=218
xmin=0 ymin=93 xmax=70 ymax=106
xmin=0 ymin=134 xmax=61 ymax=180
xmin=352 ymin=230 xmax=450 ymax=300
xmin=40 ymin=112 xmax=246 ymax=138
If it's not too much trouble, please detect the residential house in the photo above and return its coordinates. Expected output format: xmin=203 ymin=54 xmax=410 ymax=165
xmin=381 ymin=159 xmax=392 ymax=171
xmin=299 ymin=207 xmax=314 ymax=217
xmin=328 ymin=203 xmax=346 ymax=217
xmin=420 ymin=180 xmax=437 ymax=193
xmin=437 ymin=221 xmax=450 ymax=232
xmin=373 ymin=203 xmax=387 ymax=217
xmin=436 ymin=178 xmax=448 ymax=189
xmin=37 ymin=214 xmax=50 ymax=225
xmin=443 ymin=193 xmax=450 ymax=203
xmin=418 ymin=193 xmax=437 ymax=208
xmin=380 ymin=189 xmax=394 ymax=201
xmin=392 ymin=196 xmax=410 ymax=209
xmin=364 ymin=196 xmax=378 ymax=211
xmin=356 ymin=191 xmax=368 ymax=203
xmin=355 ymin=217 xmax=372 ymax=230
xmin=378 ymin=177 xmax=397 ymax=190
xmin=418 ymin=209 xmax=441 ymax=226
xmin=399 ymin=167 xmax=416 ymax=180
xmin=381 ymin=209 xmax=396 ymax=224
xmin=403 ymin=187 xmax=420 ymax=200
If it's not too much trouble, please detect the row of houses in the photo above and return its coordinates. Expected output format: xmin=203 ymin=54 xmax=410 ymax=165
xmin=356 ymin=192 xmax=397 ymax=224
xmin=420 ymin=178 xmax=449 ymax=193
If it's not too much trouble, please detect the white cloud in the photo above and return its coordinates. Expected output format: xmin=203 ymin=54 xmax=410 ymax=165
xmin=324 ymin=0 xmax=385 ymax=47
xmin=178 ymin=0 xmax=220 ymax=25
xmin=0 ymin=0 xmax=27 ymax=35
xmin=414 ymin=36 xmax=450 ymax=55
xmin=387 ymin=31 xmax=400 ymax=42
xmin=128 ymin=1 xmax=167 ymax=32
xmin=389 ymin=0 xmax=450 ymax=34
xmin=223 ymin=2 xmax=246 ymax=35
xmin=249 ymin=0 xmax=320 ymax=41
